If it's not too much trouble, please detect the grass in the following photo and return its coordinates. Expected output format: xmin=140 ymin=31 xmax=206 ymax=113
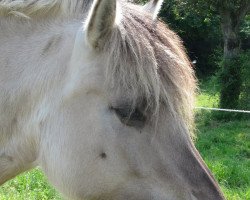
xmin=195 ymin=79 xmax=250 ymax=200
xmin=0 ymin=170 xmax=61 ymax=200
xmin=196 ymin=120 xmax=250 ymax=200
xmin=0 ymin=79 xmax=249 ymax=199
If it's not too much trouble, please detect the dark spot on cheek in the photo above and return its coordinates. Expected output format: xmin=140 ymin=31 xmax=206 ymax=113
xmin=100 ymin=152 xmax=107 ymax=159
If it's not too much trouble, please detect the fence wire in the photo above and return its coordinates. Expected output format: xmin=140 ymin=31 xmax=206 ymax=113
xmin=195 ymin=107 xmax=250 ymax=114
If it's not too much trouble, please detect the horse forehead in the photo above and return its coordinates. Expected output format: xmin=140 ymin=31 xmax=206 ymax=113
xmin=57 ymin=27 xmax=104 ymax=96
xmin=64 ymin=65 xmax=105 ymax=99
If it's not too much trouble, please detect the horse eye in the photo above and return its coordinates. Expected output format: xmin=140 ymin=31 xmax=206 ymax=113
xmin=110 ymin=106 xmax=146 ymax=128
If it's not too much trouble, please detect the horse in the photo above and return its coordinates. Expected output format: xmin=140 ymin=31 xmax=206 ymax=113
xmin=0 ymin=0 xmax=225 ymax=199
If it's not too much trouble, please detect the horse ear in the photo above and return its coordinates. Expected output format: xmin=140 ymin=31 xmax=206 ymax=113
xmin=143 ymin=0 xmax=163 ymax=19
xmin=85 ymin=0 xmax=116 ymax=49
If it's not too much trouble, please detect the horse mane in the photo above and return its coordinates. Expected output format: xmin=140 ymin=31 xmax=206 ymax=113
xmin=0 ymin=0 xmax=91 ymax=17
xmin=105 ymin=4 xmax=197 ymax=137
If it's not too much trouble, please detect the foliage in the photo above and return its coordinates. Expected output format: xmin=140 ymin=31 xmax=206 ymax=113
xmin=219 ymin=57 xmax=242 ymax=109
xmin=241 ymin=15 xmax=250 ymax=50
xmin=158 ymin=0 xmax=249 ymax=80
xmin=186 ymin=0 xmax=250 ymax=110
xmin=211 ymin=50 xmax=249 ymax=120
xmin=159 ymin=0 xmax=222 ymax=77
xmin=188 ymin=0 xmax=250 ymax=17
xmin=239 ymin=50 xmax=250 ymax=111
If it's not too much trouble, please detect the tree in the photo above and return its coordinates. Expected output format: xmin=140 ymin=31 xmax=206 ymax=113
xmin=190 ymin=0 xmax=250 ymax=109
xmin=218 ymin=1 xmax=249 ymax=58
xmin=217 ymin=1 xmax=250 ymax=109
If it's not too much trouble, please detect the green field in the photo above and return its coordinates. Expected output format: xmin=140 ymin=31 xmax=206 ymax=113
xmin=0 ymin=82 xmax=249 ymax=200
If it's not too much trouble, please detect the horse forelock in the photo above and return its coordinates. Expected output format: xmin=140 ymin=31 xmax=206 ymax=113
xmin=104 ymin=4 xmax=197 ymax=137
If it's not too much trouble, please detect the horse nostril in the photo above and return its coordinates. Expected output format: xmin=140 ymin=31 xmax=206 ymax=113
xmin=100 ymin=152 xmax=107 ymax=159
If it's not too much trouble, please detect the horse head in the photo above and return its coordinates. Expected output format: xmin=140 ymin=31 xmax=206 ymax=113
xmin=0 ymin=0 xmax=225 ymax=199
